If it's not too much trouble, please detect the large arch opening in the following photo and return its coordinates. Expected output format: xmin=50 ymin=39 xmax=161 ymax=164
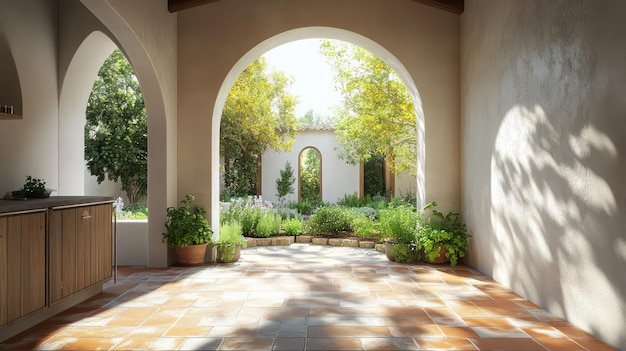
xmin=211 ymin=27 xmax=425 ymax=234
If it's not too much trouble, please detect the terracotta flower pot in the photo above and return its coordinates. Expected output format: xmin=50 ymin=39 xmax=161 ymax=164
xmin=425 ymin=246 xmax=449 ymax=264
xmin=174 ymin=243 xmax=208 ymax=266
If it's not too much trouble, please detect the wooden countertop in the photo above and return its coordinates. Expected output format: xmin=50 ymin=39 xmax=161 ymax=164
xmin=0 ymin=196 xmax=114 ymax=214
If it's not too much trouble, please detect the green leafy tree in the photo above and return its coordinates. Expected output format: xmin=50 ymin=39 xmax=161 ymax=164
xmin=319 ymin=40 xmax=417 ymax=188
xmin=276 ymin=161 xmax=295 ymax=201
xmin=298 ymin=109 xmax=325 ymax=127
xmin=221 ymin=57 xmax=298 ymax=198
xmin=300 ymin=148 xmax=321 ymax=203
xmin=85 ymin=49 xmax=147 ymax=205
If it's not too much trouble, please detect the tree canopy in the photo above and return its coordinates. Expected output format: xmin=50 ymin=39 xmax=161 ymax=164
xmin=85 ymin=49 xmax=147 ymax=205
xmin=220 ymin=57 xmax=298 ymax=198
xmin=319 ymin=40 xmax=417 ymax=176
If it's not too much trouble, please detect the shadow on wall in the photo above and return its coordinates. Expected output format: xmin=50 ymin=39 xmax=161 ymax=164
xmin=489 ymin=104 xmax=626 ymax=345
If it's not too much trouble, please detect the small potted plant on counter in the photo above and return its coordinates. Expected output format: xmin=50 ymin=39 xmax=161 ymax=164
xmin=162 ymin=194 xmax=213 ymax=266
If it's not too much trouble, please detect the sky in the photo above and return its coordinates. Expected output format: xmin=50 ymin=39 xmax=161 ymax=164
xmin=262 ymin=39 xmax=342 ymax=119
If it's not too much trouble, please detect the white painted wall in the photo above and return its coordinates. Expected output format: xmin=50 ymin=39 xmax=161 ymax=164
xmin=461 ymin=1 xmax=626 ymax=348
xmin=261 ymin=129 xmax=418 ymax=205
xmin=262 ymin=129 xmax=360 ymax=204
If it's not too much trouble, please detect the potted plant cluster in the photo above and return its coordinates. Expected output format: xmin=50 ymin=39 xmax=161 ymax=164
xmin=380 ymin=204 xmax=421 ymax=263
xmin=216 ymin=221 xmax=247 ymax=263
xmin=162 ymin=194 xmax=213 ymax=266
xmin=417 ymin=202 xmax=470 ymax=267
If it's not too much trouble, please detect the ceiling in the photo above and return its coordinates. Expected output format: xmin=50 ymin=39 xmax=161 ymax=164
xmin=167 ymin=0 xmax=464 ymax=15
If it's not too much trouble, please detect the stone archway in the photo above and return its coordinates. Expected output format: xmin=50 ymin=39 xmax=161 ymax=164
xmin=211 ymin=27 xmax=426 ymax=234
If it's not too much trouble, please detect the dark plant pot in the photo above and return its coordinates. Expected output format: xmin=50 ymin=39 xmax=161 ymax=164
xmin=174 ymin=243 xmax=208 ymax=266
xmin=216 ymin=243 xmax=241 ymax=263
xmin=424 ymin=246 xmax=449 ymax=264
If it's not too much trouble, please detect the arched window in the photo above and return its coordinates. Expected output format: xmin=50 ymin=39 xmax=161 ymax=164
xmin=299 ymin=147 xmax=322 ymax=204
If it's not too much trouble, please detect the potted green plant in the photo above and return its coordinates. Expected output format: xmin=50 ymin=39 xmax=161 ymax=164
xmin=380 ymin=204 xmax=421 ymax=263
xmin=162 ymin=194 xmax=213 ymax=266
xmin=416 ymin=202 xmax=470 ymax=267
xmin=215 ymin=221 xmax=247 ymax=263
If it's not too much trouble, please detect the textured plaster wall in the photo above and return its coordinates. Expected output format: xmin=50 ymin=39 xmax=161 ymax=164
xmin=0 ymin=1 xmax=59 ymax=192
xmin=178 ymin=0 xmax=460 ymax=228
xmin=461 ymin=1 xmax=626 ymax=348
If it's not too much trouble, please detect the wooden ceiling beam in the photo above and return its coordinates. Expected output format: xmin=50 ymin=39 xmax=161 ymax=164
xmin=168 ymin=0 xmax=463 ymax=15
xmin=168 ymin=0 xmax=219 ymax=13
xmin=412 ymin=0 xmax=464 ymax=15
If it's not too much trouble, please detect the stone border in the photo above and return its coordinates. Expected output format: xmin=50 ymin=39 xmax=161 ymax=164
xmin=244 ymin=236 xmax=386 ymax=252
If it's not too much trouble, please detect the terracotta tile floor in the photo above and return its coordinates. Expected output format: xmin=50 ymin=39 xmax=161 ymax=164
xmin=1 ymin=244 xmax=618 ymax=350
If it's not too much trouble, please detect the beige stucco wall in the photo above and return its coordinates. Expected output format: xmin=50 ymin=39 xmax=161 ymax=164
xmin=178 ymin=0 xmax=460 ymax=229
xmin=461 ymin=1 xmax=626 ymax=348
xmin=0 ymin=1 xmax=59 ymax=192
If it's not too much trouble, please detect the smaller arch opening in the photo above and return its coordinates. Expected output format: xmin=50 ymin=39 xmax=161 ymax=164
xmin=298 ymin=147 xmax=322 ymax=204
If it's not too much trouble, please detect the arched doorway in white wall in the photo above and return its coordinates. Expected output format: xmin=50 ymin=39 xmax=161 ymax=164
xmin=212 ymin=28 xmax=425 ymax=233
xmin=298 ymin=146 xmax=322 ymax=204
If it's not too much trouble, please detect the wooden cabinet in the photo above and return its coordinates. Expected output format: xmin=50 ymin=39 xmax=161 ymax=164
xmin=0 ymin=210 xmax=46 ymax=327
xmin=49 ymin=203 xmax=112 ymax=304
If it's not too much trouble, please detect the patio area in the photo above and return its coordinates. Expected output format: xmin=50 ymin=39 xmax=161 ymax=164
xmin=0 ymin=244 xmax=617 ymax=351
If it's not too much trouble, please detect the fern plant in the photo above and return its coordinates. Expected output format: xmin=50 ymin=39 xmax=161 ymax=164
xmin=416 ymin=202 xmax=470 ymax=267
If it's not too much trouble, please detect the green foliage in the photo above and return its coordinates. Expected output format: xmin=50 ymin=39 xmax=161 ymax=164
xmin=221 ymin=57 xmax=298 ymax=197
xmin=293 ymin=199 xmax=320 ymax=216
xmin=256 ymin=212 xmax=282 ymax=237
xmin=216 ymin=221 xmax=247 ymax=262
xmin=282 ymin=217 xmax=304 ymax=236
xmin=85 ymin=49 xmax=147 ymax=205
xmin=240 ymin=206 xmax=261 ymax=237
xmin=162 ymin=195 xmax=212 ymax=248
xmin=276 ymin=161 xmax=295 ymax=201
xmin=337 ymin=192 xmax=362 ymax=208
xmin=319 ymin=40 xmax=417 ymax=177
xmin=416 ymin=202 xmax=470 ymax=267
xmin=389 ymin=243 xmax=421 ymax=263
xmin=300 ymin=148 xmax=321 ymax=204
xmin=117 ymin=203 xmax=148 ymax=220
xmin=23 ymin=175 xmax=46 ymax=194
xmin=351 ymin=213 xmax=381 ymax=240
xmin=304 ymin=206 xmax=355 ymax=236
xmin=379 ymin=205 xmax=420 ymax=244
xmin=363 ymin=153 xmax=386 ymax=198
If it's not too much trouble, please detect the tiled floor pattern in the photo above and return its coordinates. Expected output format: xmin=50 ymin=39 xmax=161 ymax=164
xmin=1 ymin=244 xmax=618 ymax=350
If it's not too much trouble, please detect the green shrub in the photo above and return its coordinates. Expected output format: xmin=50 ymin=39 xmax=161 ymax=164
xmin=304 ymin=206 xmax=355 ymax=236
xmin=379 ymin=205 xmax=420 ymax=244
xmin=294 ymin=199 xmax=319 ymax=215
xmin=256 ymin=212 xmax=282 ymax=237
xmin=240 ymin=206 xmax=261 ymax=237
xmin=351 ymin=214 xmax=381 ymax=240
xmin=282 ymin=217 xmax=304 ymax=235
xmin=337 ymin=192 xmax=362 ymax=207
xmin=389 ymin=243 xmax=421 ymax=263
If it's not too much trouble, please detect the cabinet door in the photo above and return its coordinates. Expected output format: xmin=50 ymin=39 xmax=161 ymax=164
xmin=0 ymin=217 xmax=7 ymax=326
xmin=94 ymin=204 xmax=112 ymax=282
xmin=0 ymin=212 xmax=46 ymax=325
xmin=49 ymin=203 xmax=113 ymax=304
xmin=20 ymin=212 xmax=46 ymax=316
xmin=49 ymin=208 xmax=78 ymax=303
